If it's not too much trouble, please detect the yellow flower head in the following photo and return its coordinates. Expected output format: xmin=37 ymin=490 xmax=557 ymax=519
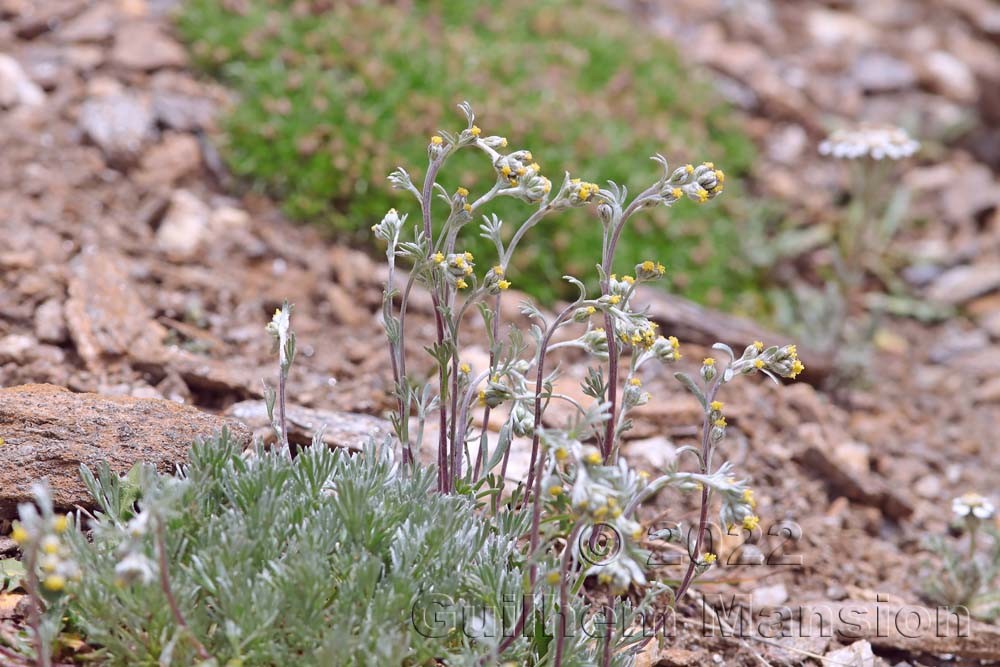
xmin=753 ymin=340 xmax=764 ymax=352
xmin=641 ymin=260 xmax=655 ymax=272
xmin=464 ymin=251 xmax=474 ymax=261
xmin=456 ymin=279 xmax=468 ymax=290
xmin=41 ymin=535 xmax=60 ymax=555
xmin=523 ymin=151 xmax=533 ymax=161
xmin=684 ymin=164 xmax=694 ymax=174
xmin=583 ymin=450 xmax=602 ymax=465
xmin=546 ymin=571 xmax=561 ymax=586
xmin=432 ymin=252 xmax=445 ymax=264
xmin=586 ymin=306 xmax=596 ymax=315
xmin=459 ymin=363 xmax=471 ymax=374
xmin=549 ymin=485 xmax=563 ymax=497
xmin=493 ymin=265 xmax=504 ymax=276
xmin=555 ymin=447 xmax=569 ymax=462
xmin=702 ymin=357 xmax=715 ymax=367
xmin=498 ymin=280 xmax=511 ymax=290
xmin=463 ymin=203 xmax=472 ymax=213
xmin=668 ymin=336 xmax=680 ymax=349
xmin=790 ymin=360 xmax=805 ymax=378
xmin=754 ymin=359 xmax=765 ymax=369
xmin=11 ymin=523 xmax=28 ymax=545
xmin=628 ymin=377 xmax=642 ymax=386
xmin=622 ymin=275 xmax=635 ymax=285
xmin=713 ymin=417 xmax=727 ymax=428
xmin=608 ymin=295 xmax=621 ymax=305
xmin=470 ymin=125 xmax=481 ymax=137
xmin=52 ymin=515 xmax=69 ymax=534
xmin=743 ymin=488 xmax=756 ymax=508
xmin=456 ymin=187 xmax=469 ymax=197
xmin=430 ymin=135 xmax=443 ymax=145
xmin=709 ymin=400 xmax=723 ymax=412
xmin=742 ymin=515 xmax=760 ymax=531
xmin=671 ymin=187 xmax=682 ymax=199
xmin=701 ymin=552 xmax=717 ymax=564
xmin=43 ymin=575 xmax=66 ymax=592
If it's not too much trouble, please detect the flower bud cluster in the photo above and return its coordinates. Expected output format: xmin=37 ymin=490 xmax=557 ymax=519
xmin=13 ymin=484 xmax=80 ymax=593
xmin=733 ymin=340 xmax=804 ymax=380
xmin=371 ymin=207 xmax=405 ymax=243
xmin=494 ymin=150 xmax=552 ymax=204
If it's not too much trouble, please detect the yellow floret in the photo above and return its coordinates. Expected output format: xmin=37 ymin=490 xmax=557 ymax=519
xmin=703 ymin=358 xmax=715 ymax=367
xmin=430 ymin=135 xmax=443 ymax=145
xmin=43 ymin=575 xmax=66 ymax=592
xmin=457 ymin=187 xmax=469 ymax=197
xmin=470 ymin=125 xmax=481 ymax=137
xmin=709 ymin=400 xmax=723 ymax=412
xmin=498 ymin=280 xmax=511 ymax=290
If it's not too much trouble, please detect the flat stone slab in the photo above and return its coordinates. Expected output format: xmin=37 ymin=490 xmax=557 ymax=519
xmin=226 ymin=400 xmax=393 ymax=452
xmin=0 ymin=384 xmax=251 ymax=518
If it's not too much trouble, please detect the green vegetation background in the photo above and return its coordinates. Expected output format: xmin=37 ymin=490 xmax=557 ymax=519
xmin=178 ymin=0 xmax=764 ymax=307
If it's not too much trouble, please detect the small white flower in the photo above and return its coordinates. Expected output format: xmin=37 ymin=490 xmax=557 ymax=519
xmin=952 ymin=493 xmax=995 ymax=520
xmin=126 ymin=510 xmax=150 ymax=538
xmin=266 ymin=303 xmax=292 ymax=365
xmin=114 ymin=552 xmax=158 ymax=586
xmin=818 ymin=124 xmax=920 ymax=161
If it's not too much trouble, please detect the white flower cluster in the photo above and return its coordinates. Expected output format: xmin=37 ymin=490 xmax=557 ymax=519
xmin=113 ymin=510 xmax=158 ymax=586
xmin=818 ymin=124 xmax=920 ymax=161
xmin=952 ymin=493 xmax=995 ymax=521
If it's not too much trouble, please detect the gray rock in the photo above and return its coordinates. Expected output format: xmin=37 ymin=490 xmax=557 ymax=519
xmin=57 ymin=3 xmax=116 ymax=43
xmin=927 ymin=264 xmax=1000 ymax=305
xmin=156 ymin=189 xmax=211 ymax=260
xmin=825 ymin=640 xmax=875 ymax=667
xmin=78 ymin=92 xmax=155 ymax=165
xmin=0 ymin=54 xmax=45 ymax=108
xmin=227 ymin=400 xmax=394 ymax=452
xmin=853 ymin=52 xmax=917 ymax=92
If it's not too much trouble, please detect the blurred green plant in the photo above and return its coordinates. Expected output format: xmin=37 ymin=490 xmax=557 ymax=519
xmin=177 ymin=0 xmax=762 ymax=305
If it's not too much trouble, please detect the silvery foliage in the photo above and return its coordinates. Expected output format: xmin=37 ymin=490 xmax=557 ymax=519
xmin=921 ymin=492 xmax=1000 ymax=622
xmin=377 ymin=103 xmax=801 ymax=663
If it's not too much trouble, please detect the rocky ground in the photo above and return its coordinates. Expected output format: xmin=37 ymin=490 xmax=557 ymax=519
xmin=1 ymin=0 xmax=999 ymax=665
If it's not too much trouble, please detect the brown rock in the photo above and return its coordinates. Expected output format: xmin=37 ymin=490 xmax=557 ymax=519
xmin=135 ymin=133 xmax=202 ymax=187
xmin=64 ymin=249 xmax=162 ymax=371
xmin=0 ymin=384 xmax=251 ymax=518
xmin=800 ymin=601 xmax=1000 ymax=661
xmin=792 ymin=423 xmax=914 ymax=520
xmin=111 ymin=21 xmax=186 ymax=71
xmin=155 ymin=189 xmax=211 ymax=260
xmin=33 ymin=298 xmax=67 ymax=344
xmin=226 ymin=400 xmax=393 ymax=452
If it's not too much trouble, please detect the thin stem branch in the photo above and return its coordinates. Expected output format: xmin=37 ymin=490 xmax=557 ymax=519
xmin=553 ymin=523 xmax=582 ymax=666
xmin=155 ymin=518 xmax=210 ymax=662
xmin=23 ymin=548 xmax=49 ymax=667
